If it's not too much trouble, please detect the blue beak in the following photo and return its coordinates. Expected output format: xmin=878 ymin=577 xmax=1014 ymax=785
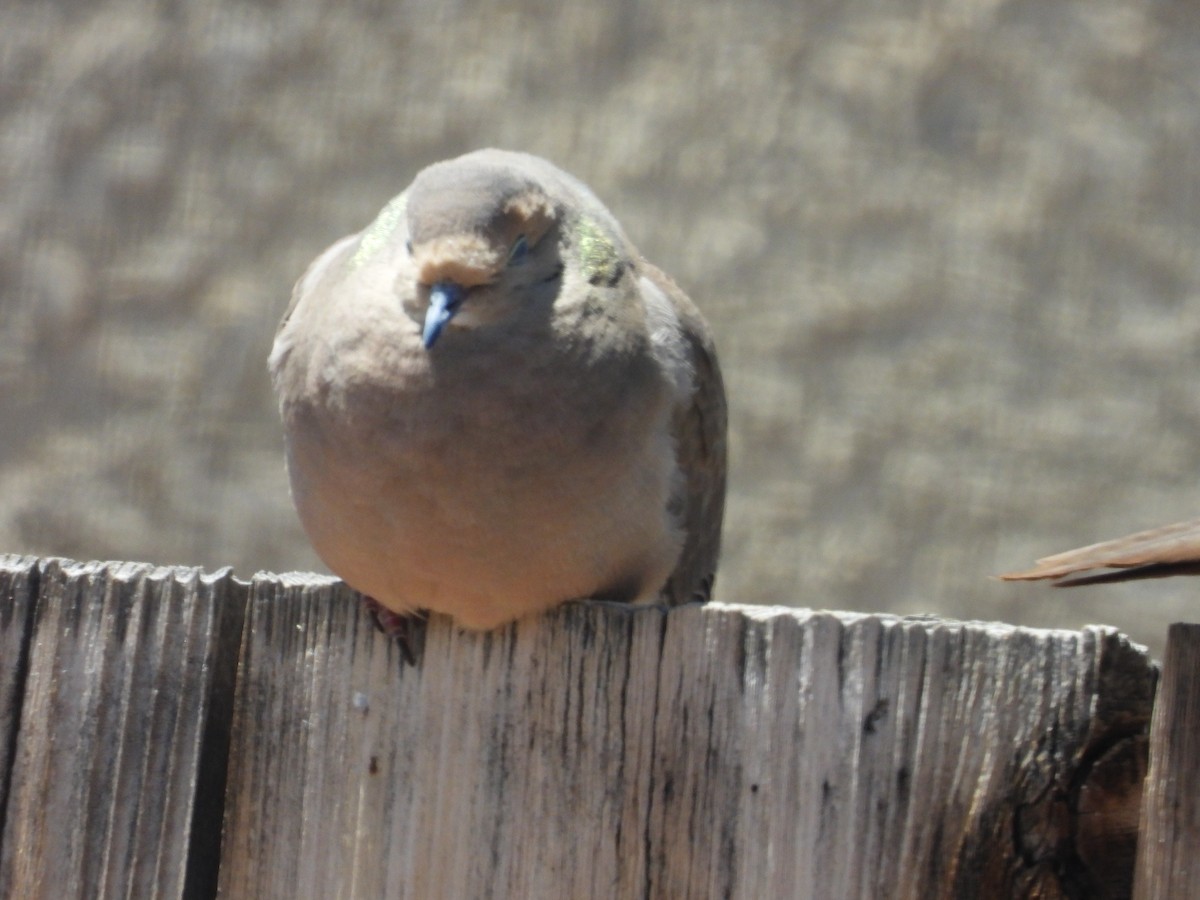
xmin=422 ymin=282 xmax=465 ymax=349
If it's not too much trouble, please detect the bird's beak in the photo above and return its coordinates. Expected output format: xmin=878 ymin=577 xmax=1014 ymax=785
xmin=422 ymin=282 xmax=465 ymax=349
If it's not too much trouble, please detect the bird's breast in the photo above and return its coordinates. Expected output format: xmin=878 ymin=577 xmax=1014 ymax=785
xmin=280 ymin=331 xmax=683 ymax=627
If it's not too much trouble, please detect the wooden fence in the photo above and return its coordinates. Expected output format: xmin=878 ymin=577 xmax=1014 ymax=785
xmin=0 ymin=555 xmax=1192 ymax=899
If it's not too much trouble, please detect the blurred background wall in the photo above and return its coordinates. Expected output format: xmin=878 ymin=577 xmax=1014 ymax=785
xmin=3 ymin=0 xmax=1198 ymax=658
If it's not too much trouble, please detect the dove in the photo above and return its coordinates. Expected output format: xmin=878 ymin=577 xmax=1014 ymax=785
xmin=269 ymin=149 xmax=726 ymax=631
xmin=1000 ymin=517 xmax=1200 ymax=585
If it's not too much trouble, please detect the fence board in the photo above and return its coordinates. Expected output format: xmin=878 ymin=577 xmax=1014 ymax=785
xmin=0 ymin=557 xmax=245 ymax=899
xmin=0 ymin=560 xmax=1159 ymax=898
xmin=0 ymin=557 xmax=39 ymax=829
xmin=1134 ymin=622 xmax=1200 ymax=899
xmin=219 ymin=576 xmax=1155 ymax=899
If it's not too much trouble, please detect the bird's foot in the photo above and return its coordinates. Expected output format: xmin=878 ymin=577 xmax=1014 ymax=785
xmin=360 ymin=595 xmax=428 ymax=666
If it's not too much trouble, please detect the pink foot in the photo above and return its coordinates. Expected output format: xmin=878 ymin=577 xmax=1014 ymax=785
xmin=359 ymin=595 xmax=427 ymax=665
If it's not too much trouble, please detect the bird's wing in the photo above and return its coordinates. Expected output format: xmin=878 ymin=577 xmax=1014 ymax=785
xmin=641 ymin=262 xmax=728 ymax=604
xmin=999 ymin=517 xmax=1200 ymax=582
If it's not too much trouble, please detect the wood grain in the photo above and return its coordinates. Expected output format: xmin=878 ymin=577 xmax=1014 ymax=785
xmin=0 ymin=557 xmax=245 ymax=899
xmin=220 ymin=580 xmax=1155 ymax=899
xmin=0 ymin=559 xmax=1159 ymax=898
xmin=1134 ymin=623 xmax=1200 ymax=900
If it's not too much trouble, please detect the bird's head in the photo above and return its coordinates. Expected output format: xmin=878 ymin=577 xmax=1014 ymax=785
xmin=402 ymin=152 xmax=566 ymax=348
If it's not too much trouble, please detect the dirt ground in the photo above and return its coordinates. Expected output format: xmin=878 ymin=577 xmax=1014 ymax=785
xmin=3 ymin=0 xmax=1199 ymax=658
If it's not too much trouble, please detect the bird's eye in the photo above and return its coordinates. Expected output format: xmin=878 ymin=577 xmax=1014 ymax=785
xmin=507 ymin=235 xmax=529 ymax=266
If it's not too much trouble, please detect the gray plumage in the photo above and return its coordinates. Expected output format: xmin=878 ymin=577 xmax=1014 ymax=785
xmin=270 ymin=149 xmax=726 ymax=629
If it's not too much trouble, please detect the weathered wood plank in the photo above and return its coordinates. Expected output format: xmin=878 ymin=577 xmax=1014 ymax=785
xmin=0 ymin=557 xmax=39 ymax=830
xmin=220 ymin=578 xmax=1155 ymax=900
xmin=1134 ymin=622 xmax=1200 ymax=900
xmin=0 ymin=558 xmax=245 ymax=899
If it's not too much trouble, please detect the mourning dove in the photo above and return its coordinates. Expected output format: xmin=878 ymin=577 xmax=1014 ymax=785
xmin=1000 ymin=518 xmax=1200 ymax=585
xmin=269 ymin=149 xmax=726 ymax=631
